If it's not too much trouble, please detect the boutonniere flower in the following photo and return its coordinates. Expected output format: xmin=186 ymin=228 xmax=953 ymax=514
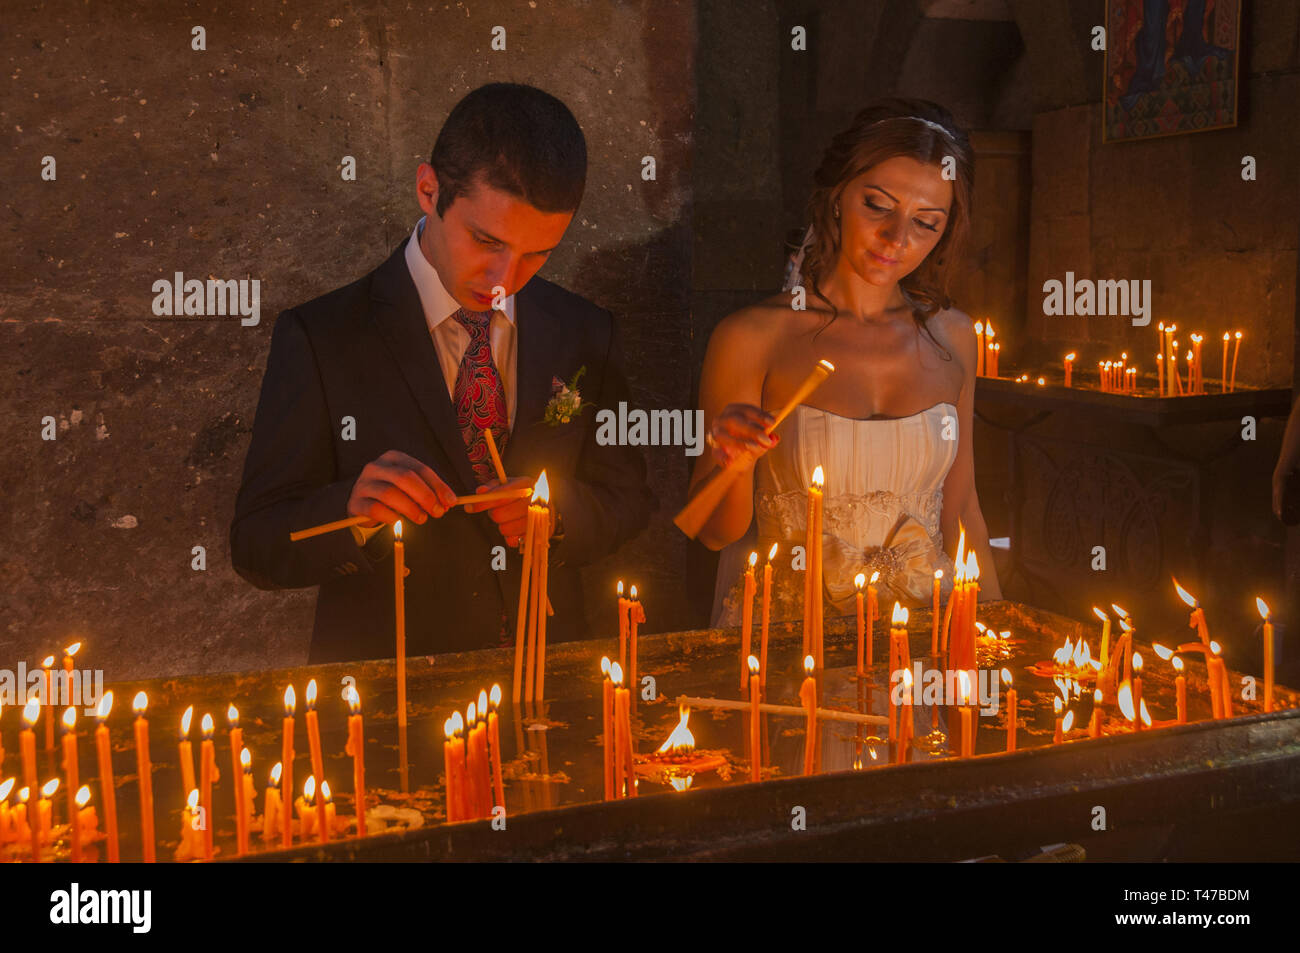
xmin=544 ymin=366 xmax=589 ymax=426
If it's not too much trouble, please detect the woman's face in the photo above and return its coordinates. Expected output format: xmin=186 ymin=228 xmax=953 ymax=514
xmin=835 ymin=155 xmax=953 ymax=288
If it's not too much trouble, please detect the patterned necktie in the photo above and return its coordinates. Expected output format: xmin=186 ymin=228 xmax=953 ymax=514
xmin=451 ymin=307 xmax=509 ymax=484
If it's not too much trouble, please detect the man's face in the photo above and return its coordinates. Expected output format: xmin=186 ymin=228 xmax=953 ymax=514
xmin=416 ymin=164 xmax=574 ymax=310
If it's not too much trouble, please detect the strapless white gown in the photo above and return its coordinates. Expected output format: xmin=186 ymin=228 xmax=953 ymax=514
xmin=713 ymin=402 xmax=959 ymax=627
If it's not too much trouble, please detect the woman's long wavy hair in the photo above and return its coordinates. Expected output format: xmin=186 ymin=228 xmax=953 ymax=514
xmin=800 ymin=98 xmax=974 ymax=356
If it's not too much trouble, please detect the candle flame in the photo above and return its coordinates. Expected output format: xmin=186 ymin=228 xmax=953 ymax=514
xmin=975 ymin=321 xmax=983 ymax=333
xmin=133 ymin=691 xmax=148 ymax=716
xmin=803 ymin=655 xmax=815 ymax=676
xmin=343 ymin=683 xmax=361 ymax=714
xmin=304 ymin=776 xmax=316 ymax=801
xmin=955 ymin=523 xmax=967 ymax=569
xmin=306 ymin=679 xmax=318 ymax=709
xmin=934 ymin=569 xmax=943 ymax=580
xmin=450 ymin=710 xmax=465 ymax=735
xmin=610 ymin=661 xmax=624 ymax=686
xmin=17 ymin=787 xmax=29 ymax=804
xmin=42 ymin=778 xmax=59 ymax=798
xmin=974 ymin=621 xmax=986 ymax=634
xmin=1132 ymin=652 xmax=1143 ymax=672
xmin=966 ymin=551 xmax=980 ymax=580
xmin=1171 ymin=577 xmax=1197 ymax=608
xmin=443 ymin=718 xmax=453 ymax=742
xmin=22 ymin=699 xmax=40 ymax=727
xmin=1117 ymin=683 xmax=1135 ymax=721
xmin=227 ymin=703 xmax=239 ymax=726
xmin=181 ymin=706 xmax=193 ymax=737
xmin=1066 ymin=352 xmax=1075 ymax=361
xmin=818 ymin=359 xmax=835 ymax=373
xmin=187 ymin=789 xmax=199 ymax=811
xmin=630 ymin=585 xmax=639 ymax=601
xmin=601 ymin=656 xmax=610 ymax=676
xmin=490 ymin=684 xmax=502 ymax=709
xmin=1172 ymin=656 xmax=1185 ymax=672
xmin=271 ymin=762 xmax=283 ymax=786
xmin=748 ymin=551 xmax=758 ymax=568
xmin=1139 ymin=699 xmax=1152 ymax=727
xmin=1062 ymin=710 xmax=1075 ymax=734
xmin=1209 ymin=640 xmax=1221 ymax=655
xmin=41 ymin=656 xmax=54 ymax=669
xmin=811 ymin=465 xmax=824 ymax=489
xmin=870 ymin=570 xmax=880 ymax=584
xmin=1054 ymin=696 xmax=1062 ymax=714
xmin=1119 ymin=618 xmax=1133 ymax=634
xmin=617 ymin=580 xmax=624 ymax=597
xmin=1152 ymin=643 xmax=1172 ymax=661
xmin=1235 ymin=331 xmax=1242 ymax=340
xmin=891 ymin=602 xmax=908 ymax=625
xmin=241 ymin=747 xmax=251 ymax=770
xmin=477 ymin=689 xmax=488 ymax=715
xmin=768 ymin=542 xmax=779 ymax=561
xmin=65 ymin=642 xmax=82 ymax=659
xmin=657 ymin=705 xmax=695 ymax=754
xmin=1000 ymin=668 xmax=1012 ymax=686
xmin=1223 ymin=332 xmax=1230 ymax=341
xmin=201 ymin=713 xmax=214 ymax=738
xmin=284 ymin=685 xmax=296 ymax=715
xmin=748 ymin=654 xmax=760 ymax=675
xmin=466 ymin=702 xmax=477 ymax=724
xmin=76 ymin=785 xmax=90 ymax=809
xmin=96 ymin=691 xmax=113 ymax=721
xmin=957 ymin=670 xmax=971 ymax=706
xmin=532 ymin=470 xmax=551 ymax=504
xmin=0 ymin=778 xmax=13 ymax=801
xmin=854 ymin=572 xmax=866 ymax=590
xmin=320 ymin=780 xmax=332 ymax=803
xmin=1256 ymin=597 xmax=1270 ymax=621
xmin=1111 ymin=603 xmax=1129 ymax=619
xmin=669 ymin=776 xmax=693 ymax=792
xmin=394 ymin=520 xmax=403 ymax=539
xmin=1094 ymin=688 xmax=1103 ymax=703
xmin=62 ymin=707 xmax=76 ymax=731
xmin=1036 ymin=377 xmax=1045 ymax=386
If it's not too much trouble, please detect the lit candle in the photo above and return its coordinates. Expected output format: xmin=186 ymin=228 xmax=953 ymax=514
xmin=442 ymin=719 xmax=458 ymax=823
xmin=62 ymin=707 xmax=81 ymax=863
xmin=303 ymin=680 xmax=328 ymax=842
xmin=866 ymin=570 xmax=879 ymax=667
xmin=38 ymin=777 xmax=58 ymax=844
xmin=0 ymin=778 xmax=13 ymax=844
xmin=199 ymin=713 xmax=215 ymax=860
xmin=178 ymin=706 xmax=196 ymax=803
xmin=227 ymin=704 xmax=247 ymax=855
xmin=343 ymin=683 xmax=367 ymax=836
xmin=985 ymin=321 xmax=996 ymax=378
xmin=898 ymin=668 xmax=914 ymax=764
xmin=526 ymin=473 xmax=553 ymax=704
xmin=449 ymin=711 xmax=468 ymax=819
xmin=800 ymin=656 xmax=817 ymax=776
xmin=1064 ymin=352 xmax=1075 ymax=388
xmin=466 ymin=700 xmax=483 ymax=819
xmin=76 ymin=785 xmax=97 ymax=845
xmin=1093 ymin=607 xmax=1111 ymax=667
xmin=394 ymin=520 xmax=407 ymax=733
xmin=94 ymin=691 xmax=119 ymax=863
xmin=930 ymin=569 xmax=943 ymax=656
xmin=1053 ymin=696 xmax=1064 ymax=744
xmin=611 ymin=662 xmax=634 ymax=799
xmin=806 ymin=466 xmax=825 ymax=668
xmin=1229 ymin=331 xmax=1242 ymax=392
xmin=13 ymin=787 xmax=31 ymax=846
xmin=628 ymin=584 xmax=644 ymax=713
xmin=1185 ymin=349 xmax=1193 ymax=394
xmin=1002 ymin=669 xmax=1016 ymax=752
xmin=989 ymin=341 xmax=1000 ymax=377
xmin=741 ymin=551 xmax=757 ymax=692
xmin=1171 ymin=348 xmax=1182 ymax=395
xmin=941 ymin=530 xmax=963 ymax=655
xmin=40 ymin=656 xmax=55 ymax=753
xmin=888 ymin=603 xmax=910 ymax=750
xmin=240 ymin=748 xmax=255 ymax=851
xmin=617 ymin=580 xmax=629 ymax=671
xmin=1090 ymin=688 xmax=1104 ymax=738
xmin=748 ymin=655 xmax=761 ymax=782
xmin=263 ymin=762 xmax=282 ymax=842
xmin=1257 ymin=598 xmax=1274 ymax=713
xmin=178 ymin=788 xmax=200 ymax=862
xmin=1213 ymin=640 xmax=1233 ymax=718
xmin=1173 ymin=657 xmax=1187 ymax=724
xmin=854 ymin=572 xmax=866 ymax=677
xmin=958 ymin=671 xmax=973 ymax=757
xmin=297 ymin=775 xmax=317 ymax=839
xmin=1165 ymin=324 xmax=1176 ymax=396
xmin=320 ymin=780 xmax=336 ymax=837
xmin=515 ymin=497 xmax=541 ymax=706
xmin=600 ymin=658 xmax=613 ymax=801
xmin=1221 ymin=332 xmax=1229 ymax=392
xmin=488 ymin=684 xmax=504 ymax=812
xmin=1191 ymin=334 xmax=1203 ymax=394
xmin=975 ymin=321 xmax=986 ymax=375
xmin=281 ymin=685 xmax=295 ymax=848
xmin=760 ymin=544 xmax=777 ymax=690
xmin=132 ymin=692 xmax=155 ymax=863
xmin=1132 ymin=653 xmax=1144 ymax=732
xmin=21 ymin=699 xmax=41 ymax=861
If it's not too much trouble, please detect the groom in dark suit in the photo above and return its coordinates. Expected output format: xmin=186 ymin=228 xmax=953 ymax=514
xmin=230 ymin=83 xmax=654 ymax=663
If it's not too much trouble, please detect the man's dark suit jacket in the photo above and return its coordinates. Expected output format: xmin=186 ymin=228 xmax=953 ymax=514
xmin=230 ymin=235 xmax=655 ymax=663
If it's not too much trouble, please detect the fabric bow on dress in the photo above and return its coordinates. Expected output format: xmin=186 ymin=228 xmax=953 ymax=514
xmin=821 ymin=512 xmax=951 ymax=610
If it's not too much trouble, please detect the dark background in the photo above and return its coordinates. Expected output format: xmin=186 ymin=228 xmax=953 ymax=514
xmin=2 ymin=0 xmax=1296 ymax=679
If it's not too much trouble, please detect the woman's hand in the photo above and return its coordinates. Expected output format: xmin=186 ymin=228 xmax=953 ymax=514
xmin=708 ymin=403 xmax=778 ymax=470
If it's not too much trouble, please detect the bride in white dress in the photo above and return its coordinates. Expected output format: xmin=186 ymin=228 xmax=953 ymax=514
xmin=692 ymin=99 xmax=1003 ymax=625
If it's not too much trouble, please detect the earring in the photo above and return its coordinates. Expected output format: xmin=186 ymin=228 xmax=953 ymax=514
xmin=833 ymin=205 xmax=840 ymax=219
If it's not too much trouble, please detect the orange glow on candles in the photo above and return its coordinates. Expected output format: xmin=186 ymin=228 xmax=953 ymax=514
xmin=240 ymin=748 xmax=255 ymax=850
xmin=263 ymin=762 xmax=282 ymax=842
xmin=304 ymin=679 xmax=328 ymax=842
xmin=442 ymin=719 xmax=458 ymax=823
xmin=800 ymin=655 xmax=817 ymax=776
xmin=320 ymin=781 xmax=336 ymax=837
xmin=281 ymin=685 xmax=295 ymax=848
xmin=75 ymin=785 xmax=97 ymax=844
xmin=297 ymin=776 xmax=317 ymax=839
xmin=62 ymin=706 xmax=81 ymax=863
xmin=343 ymin=683 xmax=367 ymax=836
xmin=1002 ymin=669 xmax=1016 ymax=752
xmin=199 ymin=713 xmax=215 ymax=859
xmin=394 ymin=520 xmax=407 ymax=734
xmin=1173 ymin=657 xmax=1187 ymax=724
xmin=94 ymin=691 xmax=119 ymax=863
xmin=958 ymin=671 xmax=973 ymax=757
xmin=488 ymin=684 xmax=505 ymax=812
xmin=1132 ymin=653 xmax=1144 ymax=732
xmin=132 ymin=692 xmax=155 ymax=862
xmin=1257 ymin=598 xmax=1274 ymax=712
xmin=227 ymin=704 xmax=247 ymax=855
xmin=21 ymin=699 xmax=41 ymax=861
xmin=854 ymin=572 xmax=866 ymax=677
xmin=38 ymin=778 xmax=59 ymax=844
xmin=1064 ymin=352 xmax=1075 ymax=388
xmin=178 ymin=705 xmax=196 ymax=804
xmin=601 ymin=658 xmax=613 ymax=800
xmin=748 ymin=655 xmax=761 ymax=781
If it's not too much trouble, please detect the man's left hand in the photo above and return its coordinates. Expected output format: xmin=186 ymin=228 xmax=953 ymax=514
xmin=465 ymin=476 xmax=554 ymax=547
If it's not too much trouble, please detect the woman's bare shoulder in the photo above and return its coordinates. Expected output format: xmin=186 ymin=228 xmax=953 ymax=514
xmin=708 ymin=293 xmax=808 ymax=351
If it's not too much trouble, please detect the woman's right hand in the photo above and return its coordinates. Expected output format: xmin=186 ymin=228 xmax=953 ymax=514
xmin=709 ymin=403 xmax=778 ymax=470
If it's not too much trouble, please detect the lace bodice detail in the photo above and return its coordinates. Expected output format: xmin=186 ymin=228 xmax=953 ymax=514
xmin=715 ymin=402 xmax=960 ymax=627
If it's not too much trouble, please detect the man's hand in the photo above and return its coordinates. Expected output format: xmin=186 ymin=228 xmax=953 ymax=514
xmin=464 ymin=476 xmax=552 ymax=547
xmin=347 ymin=450 xmax=458 ymax=526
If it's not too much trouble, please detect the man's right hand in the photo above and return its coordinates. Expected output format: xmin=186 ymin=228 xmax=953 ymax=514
xmin=347 ymin=450 xmax=458 ymax=527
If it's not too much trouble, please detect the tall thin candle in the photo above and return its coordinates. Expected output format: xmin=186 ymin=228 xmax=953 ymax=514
xmin=281 ymin=685 xmax=295 ymax=848
xmin=132 ymin=692 xmax=154 ymax=863
xmin=854 ymin=572 xmax=866 ymax=677
xmin=741 ymin=552 xmax=757 ymax=692
xmin=1257 ymin=598 xmax=1274 ymax=712
xmin=199 ymin=713 xmax=215 ymax=860
xmin=304 ymin=680 xmax=328 ymax=842
xmin=227 ymin=704 xmax=246 ymax=855
xmin=178 ymin=706 xmax=195 ymax=803
xmin=488 ymin=684 xmax=505 ymax=812
xmin=61 ymin=707 xmax=81 ymax=863
xmin=748 ymin=656 xmax=761 ymax=781
xmin=343 ymin=683 xmax=367 ymax=836
xmin=394 ymin=521 xmax=407 ymax=732
xmin=760 ymin=544 xmax=777 ymax=690
xmin=800 ymin=656 xmax=817 ymax=776
xmin=94 ymin=692 xmax=119 ymax=863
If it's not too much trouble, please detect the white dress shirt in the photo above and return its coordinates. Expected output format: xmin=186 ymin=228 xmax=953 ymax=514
xmin=404 ymin=215 xmax=518 ymax=428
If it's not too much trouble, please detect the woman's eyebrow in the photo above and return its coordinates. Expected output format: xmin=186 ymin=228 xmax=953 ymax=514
xmin=863 ymin=184 xmax=948 ymax=215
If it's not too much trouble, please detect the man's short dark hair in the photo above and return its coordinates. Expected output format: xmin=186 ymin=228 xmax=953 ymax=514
xmin=431 ymin=83 xmax=587 ymax=217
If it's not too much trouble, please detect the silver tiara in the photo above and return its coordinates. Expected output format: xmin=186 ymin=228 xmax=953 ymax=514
xmin=873 ymin=115 xmax=953 ymax=138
